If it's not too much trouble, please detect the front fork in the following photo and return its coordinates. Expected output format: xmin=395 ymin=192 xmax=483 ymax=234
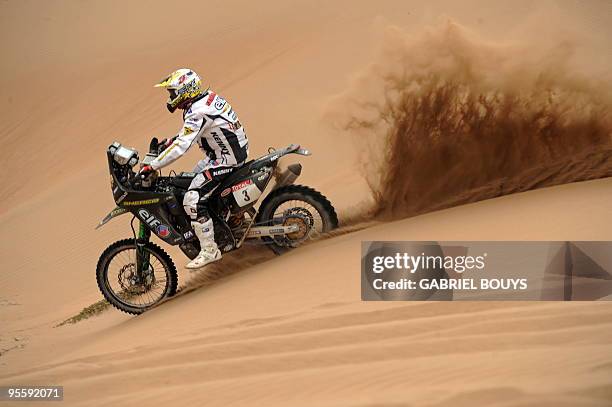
xmin=136 ymin=221 xmax=151 ymax=278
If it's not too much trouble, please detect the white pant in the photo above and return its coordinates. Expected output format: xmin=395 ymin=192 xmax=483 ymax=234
xmin=183 ymin=161 xmax=237 ymax=220
xmin=183 ymin=172 xmax=217 ymax=220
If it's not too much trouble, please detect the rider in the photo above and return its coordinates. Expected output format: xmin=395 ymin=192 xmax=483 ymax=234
xmin=139 ymin=68 xmax=249 ymax=269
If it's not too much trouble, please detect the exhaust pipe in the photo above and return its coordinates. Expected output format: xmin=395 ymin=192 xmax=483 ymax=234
xmin=276 ymin=163 xmax=302 ymax=187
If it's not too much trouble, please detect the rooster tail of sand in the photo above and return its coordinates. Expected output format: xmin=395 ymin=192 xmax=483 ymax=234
xmin=327 ymin=21 xmax=612 ymax=220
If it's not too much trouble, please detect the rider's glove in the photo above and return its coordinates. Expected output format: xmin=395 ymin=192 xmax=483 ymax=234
xmin=138 ymin=165 xmax=154 ymax=178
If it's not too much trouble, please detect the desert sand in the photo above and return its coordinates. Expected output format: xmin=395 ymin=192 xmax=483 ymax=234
xmin=1 ymin=1 xmax=611 ymax=406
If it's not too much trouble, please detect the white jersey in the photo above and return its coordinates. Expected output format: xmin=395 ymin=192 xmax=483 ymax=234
xmin=150 ymin=90 xmax=249 ymax=171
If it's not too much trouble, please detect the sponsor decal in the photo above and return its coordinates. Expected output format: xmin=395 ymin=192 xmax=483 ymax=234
xmin=206 ymin=92 xmax=217 ymax=106
xmin=228 ymin=121 xmax=242 ymax=131
xmin=178 ymin=74 xmax=186 ymax=84
xmin=269 ymin=154 xmax=279 ymax=161
xmin=220 ymin=187 xmax=232 ymax=197
xmin=183 ymin=230 xmax=194 ymax=240
xmin=231 ymin=179 xmax=252 ymax=192
xmin=111 ymin=207 xmax=127 ymax=216
xmin=229 ymin=109 xmax=238 ymax=122
xmin=211 ymin=132 xmax=231 ymax=162
xmin=177 ymin=79 xmax=199 ymax=96
xmin=214 ymin=96 xmax=227 ymax=110
xmin=138 ymin=209 xmax=162 ymax=229
xmin=156 ymin=224 xmax=170 ymax=238
xmin=269 ymin=227 xmax=286 ymax=234
xmin=183 ymin=127 xmax=194 ymax=135
xmin=123 ymin=198 xmax=160 ymax=206
xmin=116 ymin=191 xmax=128 ymax=203
xmin=233 ymin=179 xmax=262 ymax=207
xmin=212 ymin=167 xmax=232 ymax=176
xmin=257 ymin=174 xmax=268 ymax=181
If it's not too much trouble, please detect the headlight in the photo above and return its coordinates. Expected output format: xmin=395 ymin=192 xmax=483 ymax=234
xmin=111 ymin=144 xmax=139 ymax=166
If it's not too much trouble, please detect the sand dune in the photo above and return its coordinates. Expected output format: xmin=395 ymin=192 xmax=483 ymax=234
xmin=2 ymin=179 xmax=612 ymax=406
xmin=1 ymin=0 xmax=611 ymax=405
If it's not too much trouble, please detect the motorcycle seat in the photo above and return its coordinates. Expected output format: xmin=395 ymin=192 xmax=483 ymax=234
xmin=169 ymin=173 xmax=196 ymax=189
xmin=218 ymin=153 xmax=279 ymax=190
xmin=169 ymin=149 xmax=281 ymax=191
xmin=169 ymin=163 xmax=253 ymax=191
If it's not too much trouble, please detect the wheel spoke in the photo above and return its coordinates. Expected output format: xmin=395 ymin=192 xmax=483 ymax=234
xmin=270 ymin=199 xmax=325 ymax=246
xmin=102 ymin=245 xmax=172 ymax=310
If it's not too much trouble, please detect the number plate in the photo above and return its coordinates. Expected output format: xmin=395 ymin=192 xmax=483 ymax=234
xmin=233 ymin=182 xmax=261 ymax=207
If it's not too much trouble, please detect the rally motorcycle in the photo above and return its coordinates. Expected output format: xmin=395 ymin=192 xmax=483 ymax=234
xmin=96 ymin=139 xmax=338 ymax=314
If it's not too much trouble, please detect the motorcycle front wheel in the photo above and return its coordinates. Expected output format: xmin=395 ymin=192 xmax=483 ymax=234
xmin=96 ymin=239 xmax=178 ymax=315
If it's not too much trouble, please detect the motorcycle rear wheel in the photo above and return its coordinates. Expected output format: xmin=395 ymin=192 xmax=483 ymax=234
xmin=256 ymin=184 xmax=339 ymax=254
xmin=96 ymin=239 xmax=178 ymax=315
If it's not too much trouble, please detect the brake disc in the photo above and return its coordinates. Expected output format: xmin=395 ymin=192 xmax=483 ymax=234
xmin=117 ymin=263 xmax=154 ymax=294
xmin=273 ymin=208 xmax=315 ymax=248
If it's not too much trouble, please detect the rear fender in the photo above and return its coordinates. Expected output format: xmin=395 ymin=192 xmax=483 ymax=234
xmin=95 ymin=206 xmax=129 ymax=229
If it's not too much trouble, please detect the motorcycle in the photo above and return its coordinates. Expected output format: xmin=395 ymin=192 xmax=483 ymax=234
xmin=95 ymin=138 xmax=338 ymax=314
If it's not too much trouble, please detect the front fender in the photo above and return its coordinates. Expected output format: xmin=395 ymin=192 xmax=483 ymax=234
xmin=95 ymin=206 xmax=129 ymax=229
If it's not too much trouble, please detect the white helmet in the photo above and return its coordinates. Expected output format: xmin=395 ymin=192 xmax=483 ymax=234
xmin=154 ymin=68 xmax=206 ymax=113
